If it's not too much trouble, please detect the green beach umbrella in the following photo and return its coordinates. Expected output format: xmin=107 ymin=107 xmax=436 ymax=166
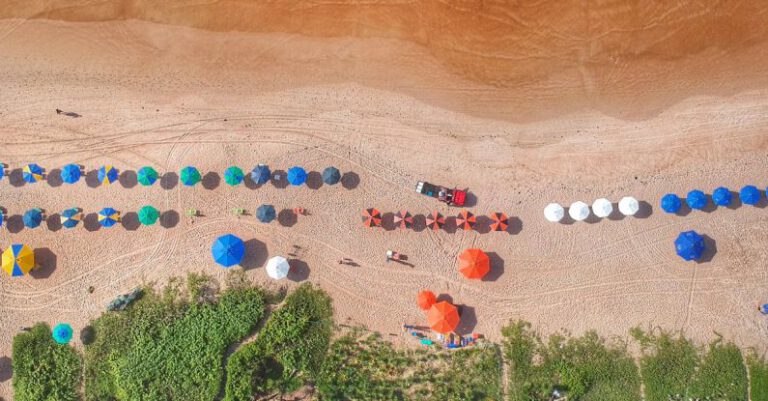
xmin=137 ymin=166 xmax=159 ymax=186
xmin=138 ymin=205 xmax=159 ymax=226
xmin=224 ymin=166 xmax=244 ymax=186
xmin=180 ymin=166 xmax=201 ymax=186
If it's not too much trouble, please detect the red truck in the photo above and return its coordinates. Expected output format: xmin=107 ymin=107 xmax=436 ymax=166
xmin=415 ymin=181 xmax=467 ymax=206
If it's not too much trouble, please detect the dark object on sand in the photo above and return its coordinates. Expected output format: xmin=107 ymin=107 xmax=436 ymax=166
xmin=56 ymin=108 xmax=81 ymax=118
xmin=107 ymin=288 xmax=143 ymax=311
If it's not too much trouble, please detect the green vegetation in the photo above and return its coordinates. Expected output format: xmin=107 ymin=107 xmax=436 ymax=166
xmin=224 ymin=283 xmax=333 ymax=401
xmin=689 ymin=341 xmax=747 ymax=400
xmin=502 ymin=320 xmax=640 ymax=401
xmin=747 ymin=352 xmax=768 ymax=401
xmin=317 ymin=332 xmax=502 ymax=401
xmin=84 ymin=274 xmax=267 ymax=401
xmin=12 ymin=323 xmax=82 ymax=401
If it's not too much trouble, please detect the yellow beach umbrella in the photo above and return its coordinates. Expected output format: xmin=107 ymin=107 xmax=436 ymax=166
xmin=2 ymin=244 xmax=35 ymax=277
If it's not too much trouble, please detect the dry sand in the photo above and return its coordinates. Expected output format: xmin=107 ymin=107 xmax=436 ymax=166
xmin=1 ymin=1 xmax=768 ymax=397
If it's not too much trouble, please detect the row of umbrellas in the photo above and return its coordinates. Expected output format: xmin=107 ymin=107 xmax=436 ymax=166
xmin=544 ymin=196 xmax=640 ymax=222
xmin=661 ymin=186 xmax=765 ymax=213
xmin=362 ymin=209 xmax=509 ymax=232
xmin=211 ymin=234 xmax=291 ymax=279
xmin=2 ymin=207 xmax=160 ymax=229
xmin=417 ymin=291 xmax=460 ymax=334
xmin=0 ymin=164 xmax=343 ymax=187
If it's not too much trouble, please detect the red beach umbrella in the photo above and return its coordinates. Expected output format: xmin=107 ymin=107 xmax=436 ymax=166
xmin=489 ymin=212 xmax=508 ymax=232
xmin=427 ymin=301 xmax=460 ymax=334
xmin=394 ymin=210 xmax=413 ymax=230
xmin=417 ymin=290 xmax=437 ymax=310
xmin=362 ymin=208 xmax=382 ymax=228
xmin=426 ymin=211 xmax=445 ymax=231
xmin=455 ymin=210 xmax=476 ymax=230
xmin=459 ymin=249 xmax=490 ymax=280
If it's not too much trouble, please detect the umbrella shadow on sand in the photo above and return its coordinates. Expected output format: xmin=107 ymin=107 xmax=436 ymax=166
xmin=31 ymin=248 xmax=57 ymax=279
xmin=306 ymin=171 xmax=323 ymax=190
xmin=47 ymin=168 xmax=63 ymax=187
xmin=6 ymin=215 xmax=24 ymax=233
xmin=119 ymin=170 xmax=138 ymax=189
xmin=83 ymin=213 xmax=101 ymax=232
xmin=278 ymin=209 xmax=297 ymax=227
xmin=121 ymin=212 xmax=141 ymax=231
xmin=160 ymin=210 xmax=179 ymax=229
xmin=160 ymin=172 xmax=178 ymax=190
xmin=47 ymin=213 xmax=62 ymax=232
xmin=341 ymin=172 xmax=360 ymax=190
xmin=85 ymin=170 xmax=101 ymax=188
xmin=381 ymin=212 xmax=396 ymax=231
xmin=697 ymin=235 xmax=718 ymax=264
xmin=484 ymin=252 xmax=505 ymax=282
xmin=287 ymin=259 xmax=310 ymax=281
xmin=271 ymin=170 xmax=289 ymax=189
xmin=202 ymin=172 xmax=220 ymax=190
xmin=0 ymin=356 xmax=11 ymax=382
xmin=454 ymin=305 xmax=477 ymax=336
xmin=240 ymin=239 xmax=268 ymax=270
xmin=8 ymin=168 xmax=26 ymax=187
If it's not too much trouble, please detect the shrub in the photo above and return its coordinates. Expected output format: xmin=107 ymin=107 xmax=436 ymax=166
xmin=632 ymin=329 xmax=698 ymax=401
xmin=747 ymin=351 xmax=768 ymax=401
xmin=688 ymin=340 xmax=747 ymax=400
xmin=12 ymin=323 xmax=82 ymax=401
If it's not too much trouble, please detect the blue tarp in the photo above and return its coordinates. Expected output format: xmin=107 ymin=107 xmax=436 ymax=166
xmin=660 ymin=194 xmax=681 ymax=214
xmin=739 ymin=185 xmax=761 ymax=205
xmin=256 ymin=204 xmax=276 ymax=223
xmin=322 ymin=167 xmax=341 ymax=185
xmin=686 ymin=190 xmax=707 ymax=210
xmin=711 ymin=187 xmax=732 ymax=207
xmin=250 ymin=165 xmax=271 ymax=185
xmin=23 ymin=209 xmax=43 ymax=228
xmin=287 ymin=166 xmax=307 ymax=186
xmin=61 ymin=164 xmax=82 ymax=184
xmin=212 ymin=234 xmax=245 ymax=267
xmin=675 ymin=230 xmax=706 ymax=261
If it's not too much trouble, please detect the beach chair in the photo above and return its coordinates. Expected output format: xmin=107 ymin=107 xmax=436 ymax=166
xmin=185 ymin=209 xmax=198 ymax=223
xmin=232 ymin=208 xmax=245 ymax=217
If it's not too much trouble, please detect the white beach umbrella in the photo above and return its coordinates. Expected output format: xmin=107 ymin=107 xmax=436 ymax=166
xmin=568 ymin=201 xmax=590 ymax=221
xmin=591 ymin=198 xmax=613 ymax=218
xmin=619 ymin=196 xmax=640 ymax=216
xmin=266 ymin=256 xmax=290 ymax=280
xmin=544 ymin=203 xmax=565 ymax=222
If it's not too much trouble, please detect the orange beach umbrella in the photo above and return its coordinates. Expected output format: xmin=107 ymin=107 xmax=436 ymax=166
xmin=362 ymin=208 xmax=382 ymax=227
xmin=455 ymin=210 xmax=476 ymax=230
xmin=459 ymin=248 xmax=490 ymax=280
xmin=427 ymin=301 xmax=460 ymax=334
xmin=394 ymin=210 xmax=413 ymax=230
xmin=426 ymin=211 xmax=445 ymax=231
xmin=417 ymin=290 xmax=437 ymax=310
xmin=489 ymin=212 xmax=508 ymax=232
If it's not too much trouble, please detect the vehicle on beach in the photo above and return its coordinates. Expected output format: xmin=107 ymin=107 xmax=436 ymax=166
xmin=415 ymin=181 xmax=467 ymax=206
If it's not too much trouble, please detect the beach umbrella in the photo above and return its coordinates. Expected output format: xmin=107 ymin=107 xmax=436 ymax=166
xmin=2 ymin=244 xmax=34 ymax=277
xmin=455 ymin=210 xmax=476 ymax=230
xmin=427 ymin=301 xmax=460 ymax=334
xmin=675 ymin=230 xmax=706 ymax=261
xmin=60 ymin=208 xmax=82 ymax=229
xmin=459 ymin=249 xmax=490 ymax=280
xmin=544 ymin=203 xmax=565 ymax=222
xmin=138 ymin=205 xmax=159 ymax=226
xmin=287 ymin=166 xmax=307 ymax=186
xmin=686 ymin=190 xmax=707 ymax=210
xmin=489 ymin=212 xmax=509 ymax=231
xmin=22 ymin=163 xmax=44 ymax=183
xmin=394 ymin=210 xmax=413 ymax=230
xmin=322 ymin=167 xmax=341 ymax=185
xmin=180 ymin=166 xmax=201 ymax=186
xmin=212 ymin=234 xmax=245 ymax=267
xmin=23 ymin=208 xmax=43 ymax=228
xmin=660 ymin=194 xmax=682 ymax=214
xmin=592 ymin=198 xmax=613 ymax=218
xmin=417 ymin=290 xmax=437 ymax=311
xmin=426 ymin=211 xmax=445 ymax=231
xmin=60 ymin=164 xmax=81 ymax=184
xmin=0 ymin=164 xmax=4 ymax=181
xmin=224 ymin=166 xmax=245 ymax=186
xmin=362 ymin=208 xmax=382 ymax=227
xmin=739 ymin=185 xmax=761 ymax=205
xmin=256 ymin=204 xmax=276 ymax=223
xmin=569 ymin=202 xmax=589 ymax=221
xmin=250 ymin=165 xmax=271 ymax=185
xmin=266 ymin=256 xmax=290 ymax=280
xmin=712 ymin=187 xmax=732 ymax=207
xmin=0 ymin=211 xmax=3 ymax=228
xmin=760 ymin=304 xmax=768 ymax=315
xmin=52 ymin=323 xmax=73 ymax=345
xmin=137 ymin=166 xmax=159 ymax=186
xmin=619 ymin=196 xmax=640 ymax=216
xmin=98 ymin=207 xmax=120 ymax=228
xmin=98 ymin=165 xmax=119 ymax=185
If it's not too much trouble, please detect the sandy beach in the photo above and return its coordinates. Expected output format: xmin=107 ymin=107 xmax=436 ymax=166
xmin=1 ymin=2 xmax=768 ymax=398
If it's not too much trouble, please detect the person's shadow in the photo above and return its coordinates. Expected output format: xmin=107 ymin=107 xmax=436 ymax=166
xmin=240 ymin=239 xmax=268 ymax=270
xmin=31 ymin=248 xmax=57 ymax=279
xmin=288 ymin=259 xmax=310 ymax=281
xmin=341 ymin=172 xmax=360 ymax=190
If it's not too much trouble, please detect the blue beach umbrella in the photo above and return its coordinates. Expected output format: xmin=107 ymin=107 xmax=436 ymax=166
xmin=137 ymin=166 xmax=159 ymax=186
xmin=675 ymin=230 xmax=706 ymax=261
xmin=52 ymin=323 xmax=73 ymax=344
xmin=250 ymin=165 xmax=271 ymax=185
xmin=98 ymin=207 xmax=120 ymax=228
xmin=0 ymin=211 xmax=3 ymax=228
xmin=211 ymin=234 xmax=245 ymax=268
xmin=61 ymin=164 xmax=82 ymax=184
xmin=98 ymin=165 xmax=119 ymax=185
xmin=287 ymin=166 xmax=307 ymax=186
xmin=711 ymin=187 xmax=732 ymax=207
xmin=180 ymin=166 xmax=201 ymax=187
xmin=739 ymin=185 xmax=761 ymax=206
xmin=256 ymin=204 xmax=276 ymax=223
xmin=23 ymin=208 xmax=43 ymax=228
xmin=685 ymin=190 xmax=707 ymax=210
xmin=23 ymin=163 xmax=44 ymax=183
xmin=60 ymin=208 xmax=82 ymax=229
xmin=0 ymin=164 xmax=4 ymax=181
xmin=322 ymin=167 xmax=341 ymax=185
xmin=224 ymin=166 xmax=245 ymax=186
xmin=660 ymin=194 xmax=682 ymax=214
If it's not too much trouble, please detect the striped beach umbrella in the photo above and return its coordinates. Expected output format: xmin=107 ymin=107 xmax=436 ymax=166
xmin=394 ymin=210 xmax=413 ymax=230
xmin=137 ymin=166 xmax=159 ymax=186
xmin=712 ymin=187 xmax=732 ymax=207
xmin=287 ymin=166 xmax=307 ymax=186
xmin=250 ymin=165 xmax=271 ymax=185
xmin=52 ymin=323 xmax=73 ymax=344
xmin=138 ymin=205 xmax=159 ymax=226
xmin=23 ymin=163 xmax=44 ymax=183
xmin=362 ymin=208 xmax=381 ymax=228
xmin=23 ymin=208 xmax=43 ymax=228
xmin=60 ymin=208 xmax=82 ymax=229
xmin=256 ymin=204 xmax=276 ymax=223
xmin=98 ymin=207 xmax=120 ymax=228
xmin=61 ymin=164 xmax=81 ymax=184
xmin=2 ymin=244 xmax=34 ymax=277
xmin=180 ymin=166 xmax=201 ymax=186
xmin=98 ymin=165 xmax=119 ymax=185
xmin=426 ymin=211 xmax=444 ymax=231
xmin=212 ymin=234 xmax=245 ymax=268
xmin=224 ymin=166 xmax=245 ymax=186
xmin=489 ymin=212 xmax=509 ymax=232
xmin=455 ymin=210 xmax=476 ymax=230
xmin=322 ymin=167 xmax=341 ymax=185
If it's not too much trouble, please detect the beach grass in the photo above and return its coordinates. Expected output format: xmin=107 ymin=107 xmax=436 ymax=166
xmin=747 ymin=351 xmax=768 ymax=401
xmin=688 ymin=340 xmax=748 ymax=401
